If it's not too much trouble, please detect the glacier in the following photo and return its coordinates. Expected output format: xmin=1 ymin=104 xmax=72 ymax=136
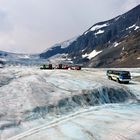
xmin=0 ymin=67 xmax=140 ymax=140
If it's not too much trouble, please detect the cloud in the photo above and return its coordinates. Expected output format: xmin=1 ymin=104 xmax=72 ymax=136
xmin=0 ymin=9 xmax=13 ymax=32
xmin=0 ymin=0 xmax=139 ymax=53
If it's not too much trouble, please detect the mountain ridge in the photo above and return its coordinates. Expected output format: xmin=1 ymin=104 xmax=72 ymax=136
xmin=40 ymin=4 xmax=140 ymax=67
xmin=0 ymin=5 xmax=140 ymax=67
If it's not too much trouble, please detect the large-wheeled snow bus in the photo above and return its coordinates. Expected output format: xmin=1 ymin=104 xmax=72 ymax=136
xmin=70 ymin=65 xmax=81 ymax=70
xmin=55 ymin=64 xmax=69 ymax=69
xmin=40 ymin=64 xmax=53 ymax=69
xmin=106 ymin=70 xmax=131 ymax=84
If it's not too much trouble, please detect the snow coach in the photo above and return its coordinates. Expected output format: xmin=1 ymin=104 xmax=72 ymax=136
xmin=54 ymin=64 xmax=82 ymax=70
xmin=55 ymin=64 xmax=63 ymax=69
xmin=40 ymin=64 xmax=53 ymax=69
xmin=106 ymin=70 xmax=131 ymax=84
xmin=55 ymin=64 xmax=69 ymax=69
xmin=70 ymin=65 xmax=81 ymax=70
xmin=40 ymin=63 xmax=82 ymax=70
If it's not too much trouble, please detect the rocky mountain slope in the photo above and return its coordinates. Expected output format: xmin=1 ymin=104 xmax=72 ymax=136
xmin=40 ymin=5 xmax=140 ymax=67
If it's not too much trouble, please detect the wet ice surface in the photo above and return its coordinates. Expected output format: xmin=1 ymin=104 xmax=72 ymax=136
xmin=0 ymin=67 xmax=140 ymax=140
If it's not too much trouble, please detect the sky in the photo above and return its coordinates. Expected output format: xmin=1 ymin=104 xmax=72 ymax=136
xmin=0 ymin=0 xmax=140 ymax=54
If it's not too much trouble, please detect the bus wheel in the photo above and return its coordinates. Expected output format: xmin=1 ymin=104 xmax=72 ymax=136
xmin=108 ymin=76 xmax=112 ymax=80
xmin=116 ymin=78 xmax=120 ymax=83
xmin=125 ymin=81 xmax=129 ymax=84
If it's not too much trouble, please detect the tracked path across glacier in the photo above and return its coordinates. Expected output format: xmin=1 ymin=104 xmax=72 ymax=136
xmin=0 ymin=67 xmax=140 ymax=140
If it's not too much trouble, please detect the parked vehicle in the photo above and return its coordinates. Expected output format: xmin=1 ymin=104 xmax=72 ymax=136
xmin=106 ymin=70 xmax=131 ymax=83
xmin=55 ymin=64 xmax=68 ymax=69
xmin=70 ymin=65 xmax=81 ymax=70
xmin=55 ymin=64 xmax=62 ymax=69
xmin=40 ymin=64 xmax=53 ymax=69
xmin=40 ymin=63 xmax=82 ymax=70
xmin=55 ymin=64 xmax=81 ymax=70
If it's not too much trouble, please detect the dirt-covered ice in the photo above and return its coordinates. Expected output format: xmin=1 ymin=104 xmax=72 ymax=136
xmin=0 ymin=67 xmax=140 ymax=140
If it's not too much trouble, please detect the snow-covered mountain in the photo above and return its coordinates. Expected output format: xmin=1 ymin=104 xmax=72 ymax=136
xmin=1 ymin=5 xmax=140 ymax=67
xmin=40 ymin=5 xmax=140 ymax=67
xmin=40 ymin=36 xmax=78 ymax=59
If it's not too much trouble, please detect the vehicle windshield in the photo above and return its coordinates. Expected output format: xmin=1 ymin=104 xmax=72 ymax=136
xmin=120 ymin=72 xmax=130 ymax=76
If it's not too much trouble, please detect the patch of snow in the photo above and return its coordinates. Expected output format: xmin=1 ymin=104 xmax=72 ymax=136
xmin=82 ymin=50 xmax=102 ymax=59
xmin=134 ymin=26 xmax=140 ymax=30
xmin=113 ymin=42 xmax=120 ymax=47
xmin=90 ymin=23 xmax=108 ymax=31
xmin=82 ymin=49 xmax=85 ymax=52
xmin=95 ymin=30 xmax=104 ymax=35
xmin=18 ymin=55 xmax=30 ymax=59
xmin=125 ymin=35 xmax=128 ymax=38
xmin=126 ymin=24 xmax=140 ymax=31
xmin=67 ymin=58 xmax=71 ymax=61
xmin=0 ymin=58 xmax=7 ymax=62
xmin=128 ymin=24 xmax=136 ymax=29
xmin=122 ymin=47 xmax=125 ymax=51
xmin=84 ymin=31 xmax=88 ymax=35
xmin=137 ymin=57 xmax=140 ymax=60
xmin=82 ymin=54 xmax=88 ymax=58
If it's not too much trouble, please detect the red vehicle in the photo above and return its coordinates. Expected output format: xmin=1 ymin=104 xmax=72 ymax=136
xmin=55 ymin=64 xmax=63 ymax=69
xmin=70 ymin=66 xmax=81 ymax=70
xmin=40 ymin=63 xmax=82 ymax=70
xmin=55 ymin=64 xmax=69 ymax=69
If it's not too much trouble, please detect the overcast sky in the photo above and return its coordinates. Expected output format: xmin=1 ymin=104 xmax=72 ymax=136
xmin=0 ymin=0 xmax=140 ymax=54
